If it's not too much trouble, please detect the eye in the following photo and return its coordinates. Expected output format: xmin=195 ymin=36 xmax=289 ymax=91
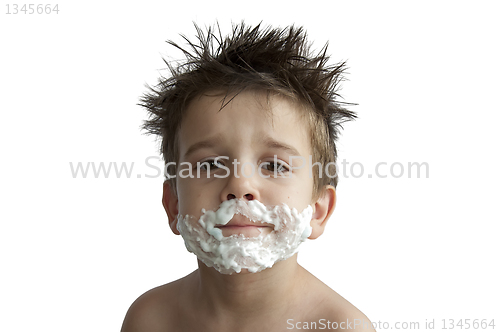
xmin=260 ymin=160 xmax=290 ymax=175
xmin=197 ymin=158 xmax=224 ymax=172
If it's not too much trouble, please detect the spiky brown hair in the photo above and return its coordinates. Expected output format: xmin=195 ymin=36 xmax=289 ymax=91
xmin=140 ymin=22 xmax=355 ymax=196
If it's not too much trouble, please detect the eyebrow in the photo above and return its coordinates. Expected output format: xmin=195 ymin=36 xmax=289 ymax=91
xmin=183 ymin=134 xmax=301 ymax=159
xmin=183 ymin=135 xmax=224 ymax=159
xmin=261 ymin=136 xmax=301 ymax=156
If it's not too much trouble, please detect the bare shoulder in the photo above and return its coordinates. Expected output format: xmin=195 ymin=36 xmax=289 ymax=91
xmin=120 ymin=274 xmax=190 ymax=332
xmin=319 ymin=291 xmax=376 ymax=332
xmin=294 ymin=268 xmax=376 ymax=331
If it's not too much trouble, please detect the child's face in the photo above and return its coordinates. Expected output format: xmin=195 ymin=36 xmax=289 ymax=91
xmin=173 ymin=90 xmax=317 ymax=237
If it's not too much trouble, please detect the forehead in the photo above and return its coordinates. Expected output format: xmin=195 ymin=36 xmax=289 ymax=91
xmin=178 ymin=90 xmax=311 ymax=157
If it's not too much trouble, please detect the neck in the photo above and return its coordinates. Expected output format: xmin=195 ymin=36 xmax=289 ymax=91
xmin=192 ymin=255 xmax=305 ymax=319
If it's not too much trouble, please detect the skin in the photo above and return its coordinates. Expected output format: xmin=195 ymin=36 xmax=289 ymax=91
xmin=121 ymin=90 xmax=376 ymax=332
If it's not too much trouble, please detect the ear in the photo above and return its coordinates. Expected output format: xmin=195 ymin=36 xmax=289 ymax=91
xmin=162 ymin=181 xmax=180 ymax=235
xmin=308 ymin=185 xmax=336 ymax=239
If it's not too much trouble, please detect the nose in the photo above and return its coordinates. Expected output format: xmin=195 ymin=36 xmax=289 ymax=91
xmin=227 ymin=192 xmax=254 ymax=201
xmin=220 ymin=171 xmax=259 ymax=202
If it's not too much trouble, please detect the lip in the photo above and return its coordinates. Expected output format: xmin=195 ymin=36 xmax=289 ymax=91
xmin=216 ymin=216 xmax=272 ymax=238
xmin=216 ymin=215 xmax=272 ymax=229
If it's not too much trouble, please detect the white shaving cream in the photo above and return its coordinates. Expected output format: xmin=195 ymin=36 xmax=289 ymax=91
xmin=176 ymin=199 xmax=313 ymax=274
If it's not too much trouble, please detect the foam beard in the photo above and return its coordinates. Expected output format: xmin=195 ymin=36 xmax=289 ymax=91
xmin=176 ymin=199 xmax=313 ymax=274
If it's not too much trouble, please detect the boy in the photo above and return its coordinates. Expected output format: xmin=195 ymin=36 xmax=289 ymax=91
xmin=121 ymin=23 xmax=375 ymax=331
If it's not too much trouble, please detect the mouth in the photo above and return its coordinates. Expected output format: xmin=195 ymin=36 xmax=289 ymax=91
xmin=216 ymin=214 xmax=272 ymax=227
xmin=215 ymin=215 xmax=273 ymax=237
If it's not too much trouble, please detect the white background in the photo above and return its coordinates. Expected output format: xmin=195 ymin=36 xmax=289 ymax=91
xmin=1 ymin=1 xmax=499 ymax=331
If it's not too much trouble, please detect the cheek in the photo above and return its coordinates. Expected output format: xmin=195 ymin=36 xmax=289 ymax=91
xmin=259 ymin=181 xmax=313 ymax=212
xmin=287 ymin=178 xmax=315 ymax=210
xmin=176 ymin=179 xmax=218 ymax=216
xmin=176 ymin=179 xmax=198 ymax=214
